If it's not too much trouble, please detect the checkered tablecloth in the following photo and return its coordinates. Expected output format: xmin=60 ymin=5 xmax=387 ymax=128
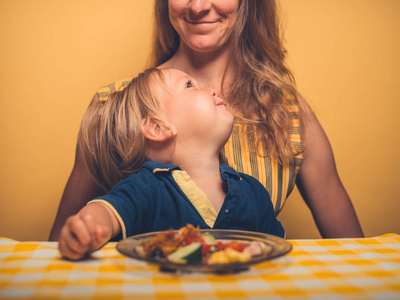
xmin=0 ymin=234 xmax=399 ymax=299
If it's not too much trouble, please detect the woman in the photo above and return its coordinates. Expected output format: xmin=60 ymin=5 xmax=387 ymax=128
xmin=49 ymin=0 xmax=363 ymax=240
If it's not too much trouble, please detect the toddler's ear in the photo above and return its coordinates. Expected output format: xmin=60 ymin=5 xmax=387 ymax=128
xmin=141 ymin=118 xmax=176 ymax=142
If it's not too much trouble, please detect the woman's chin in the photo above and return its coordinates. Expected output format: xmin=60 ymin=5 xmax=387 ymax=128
xmin=182 ymin=37 xmax=228 ymax=54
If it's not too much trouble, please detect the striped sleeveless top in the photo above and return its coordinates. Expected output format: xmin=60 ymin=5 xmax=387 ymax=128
xmin=96 ymin=78 xmax=303 ymax=215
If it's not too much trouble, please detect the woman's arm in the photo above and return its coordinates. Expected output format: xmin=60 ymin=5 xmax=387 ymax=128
xmin=49 ymin=94 xmax=105 ymax=241
xmin=296 ymin=104 xmax=364 ymax=238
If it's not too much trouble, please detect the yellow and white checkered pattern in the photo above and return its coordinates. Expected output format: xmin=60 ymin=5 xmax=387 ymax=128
xmin=1 ymin=234 xmax=399 ymax=299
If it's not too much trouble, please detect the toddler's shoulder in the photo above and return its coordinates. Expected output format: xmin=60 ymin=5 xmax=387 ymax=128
xmin=116 ymin=167 xmax=157 ymax=186
xmin=238 ymin=172 xmax=266 ymax=189
xmin=106 ymin=167 xmax=161 ymax=200
xmin=220 ymin=164 xmax=267 ymax=192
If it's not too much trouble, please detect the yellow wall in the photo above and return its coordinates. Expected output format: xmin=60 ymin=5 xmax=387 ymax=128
xmin=0 ymin=0 xmax=399 ymax=241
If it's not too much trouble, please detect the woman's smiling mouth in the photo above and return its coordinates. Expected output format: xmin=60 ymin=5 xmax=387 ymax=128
xmin=184 ymin=18 xmax=220 ymax=25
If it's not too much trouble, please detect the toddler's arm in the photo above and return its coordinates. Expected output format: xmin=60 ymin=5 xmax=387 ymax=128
xmin=58 ymin=202 xmax=121 ymax=260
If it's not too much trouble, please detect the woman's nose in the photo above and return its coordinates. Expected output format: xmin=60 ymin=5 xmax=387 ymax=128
xmin=189 ymin=0 xmax=212 ymax=15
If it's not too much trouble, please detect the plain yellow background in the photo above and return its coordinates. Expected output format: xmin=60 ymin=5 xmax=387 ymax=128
xmin=0 ymin=0 xmax=399 ymax=241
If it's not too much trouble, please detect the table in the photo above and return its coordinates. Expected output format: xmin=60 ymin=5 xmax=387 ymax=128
xmin=1 ymin=234 xmax=399 ymax=299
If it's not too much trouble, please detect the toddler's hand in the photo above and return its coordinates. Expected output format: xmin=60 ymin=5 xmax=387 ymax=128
xmin=58 ymin=214 xmax=109 ymax=260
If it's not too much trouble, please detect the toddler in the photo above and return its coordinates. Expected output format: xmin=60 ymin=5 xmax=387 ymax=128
xmin=58 ymin=68 xmax=284 ymax=260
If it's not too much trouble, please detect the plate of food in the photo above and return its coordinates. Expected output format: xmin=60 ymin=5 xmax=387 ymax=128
xmin=116 ymin=225 xmax=292 ymax=272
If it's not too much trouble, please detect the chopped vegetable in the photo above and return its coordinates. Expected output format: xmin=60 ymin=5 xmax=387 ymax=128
xmin=138 ymin=224 xmax=266 ymax=265
xmin=208 ymin=248 xmax=251 ymax=264
xmin=168 ymin=242 xmax=202 ymax=263
xmin=202 ymin=232 xmax=216 ymax=245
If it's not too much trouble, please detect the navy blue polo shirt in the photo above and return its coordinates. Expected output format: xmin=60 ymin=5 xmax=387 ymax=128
xmin=91 ymin=161 xmax=284 ymax=239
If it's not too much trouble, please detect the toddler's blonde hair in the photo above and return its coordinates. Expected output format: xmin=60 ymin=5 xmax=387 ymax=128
xmin=80 ymin=68 xmax=165 ymax=191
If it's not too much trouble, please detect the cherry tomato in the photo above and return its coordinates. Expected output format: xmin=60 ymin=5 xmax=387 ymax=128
xmin=228 ymin=242 xmax=247 ymax=252
xmin=185 ymin=235 xmax=194 ymax=245
xmin=215 ymin=241 xmax=226 ymax=251
xmin=201 ymin=244 xmax=212 ymax=256
xmin=185 ymin=235 xmax=204 ymax=245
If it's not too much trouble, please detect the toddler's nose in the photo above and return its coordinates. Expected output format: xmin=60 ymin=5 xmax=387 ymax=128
xmin=209 ymin=89 xmax=217 ymax=96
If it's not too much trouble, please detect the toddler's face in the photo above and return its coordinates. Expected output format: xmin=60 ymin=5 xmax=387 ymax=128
xmin=155 ymin=69 xmax=234 ymax=148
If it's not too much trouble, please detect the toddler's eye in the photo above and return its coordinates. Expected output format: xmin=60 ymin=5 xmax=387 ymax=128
xmin=186 ymin=80 xmax=193 ymax=88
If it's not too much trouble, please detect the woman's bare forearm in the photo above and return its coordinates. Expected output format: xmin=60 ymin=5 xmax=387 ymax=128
xmin=297 ymin=169 xmax=364 ymax=238
xmin=49 ymin=144 xmax=104 ymax=241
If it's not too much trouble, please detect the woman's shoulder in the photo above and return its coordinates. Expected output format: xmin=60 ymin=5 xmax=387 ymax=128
xmin=96 ymin=77 xmax=134 ymax=101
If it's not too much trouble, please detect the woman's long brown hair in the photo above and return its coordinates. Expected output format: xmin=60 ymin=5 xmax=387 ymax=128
xmin=151 ymin=0 xmax=306 ymax=165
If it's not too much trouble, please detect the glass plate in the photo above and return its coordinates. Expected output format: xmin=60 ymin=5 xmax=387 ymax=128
xmin=116 ymin=229 xmax=292 ymax=273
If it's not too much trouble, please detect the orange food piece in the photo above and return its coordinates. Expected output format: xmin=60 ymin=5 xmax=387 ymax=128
xmin=142 ymin=224 xmax=201 ymax=257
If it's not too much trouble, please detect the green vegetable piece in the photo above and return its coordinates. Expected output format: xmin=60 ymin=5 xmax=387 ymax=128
xmin=202 ymin=232 xmax=216 ymax=245
xmin=168 ymin=242 xmax=202 ymax=263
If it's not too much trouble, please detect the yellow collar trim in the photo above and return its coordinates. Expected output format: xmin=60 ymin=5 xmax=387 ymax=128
xmin=171 ymin=170 xmax=218 ymax=228
xmin=152 ymin=168 xmax=170 ymax=173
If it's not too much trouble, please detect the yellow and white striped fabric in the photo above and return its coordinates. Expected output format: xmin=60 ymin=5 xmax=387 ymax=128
xmin=219 ymin=114 xmax=302 ymax=215
xmin=1 ymin=234 xmax=399 ymax=299
xmin=96 ymin=80 xmax=303 ymax=214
